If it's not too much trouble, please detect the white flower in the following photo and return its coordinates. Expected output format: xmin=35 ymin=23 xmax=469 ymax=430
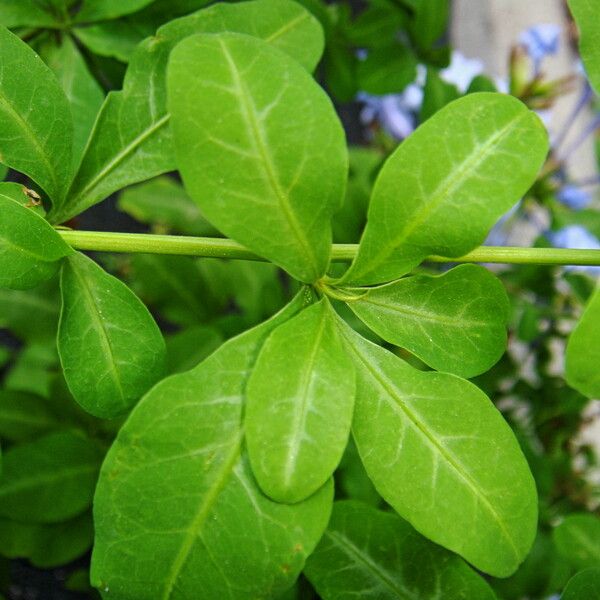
xmin=440 ymin=51 xmax=484 ymax=93
xmin=519 ymin=24 xmax=561 ymax=72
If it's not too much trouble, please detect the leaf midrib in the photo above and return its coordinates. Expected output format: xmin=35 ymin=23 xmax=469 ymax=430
xmin=326 ymin=529 xmax=418 ymax=600
xmin=219 ymin=38 xmax=320 ymax=281
xmin=0 ymin=89 xmax=59 ymax=198
xmin=161 ymin=431 xmax=242 ymax=599
xmin=282 ymin=308 xmax=327 ymax=488
xmin=354 ymin=111 xmax=528 ymax=279
xmin=67 ymin=261 xmax=126 ymax=403
xmin=344 ymin=331 xmax=521 ymax=562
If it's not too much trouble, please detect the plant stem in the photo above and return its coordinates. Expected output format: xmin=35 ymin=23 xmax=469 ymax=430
xmin=57 ymin=230 xmax=600 ymax=266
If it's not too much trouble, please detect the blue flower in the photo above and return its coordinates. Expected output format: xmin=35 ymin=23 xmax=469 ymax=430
xmin=548 ymin=225 xmax=600 ymax=275
xmin=358 ymin=83 xmax=424 ymax=140
xmin=440 ymin=51 xmax=484 ymax=93
xmin=556 ymin=185 xmax=592 ymax=210
xmin=519 ymin=24 xmax=561 ymax=73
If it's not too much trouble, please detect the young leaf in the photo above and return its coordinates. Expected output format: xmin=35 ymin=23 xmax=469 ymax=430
xmin=554 ymin=514 xmax=600 ymax=571
xmin=0 ymin=1 xmax=59 ymax=28
xmin=0 ymin=27 xmax=73 ymax=203
xmin=92 ymin=292 xmax=334 ymax=599
xmin=0 ymin=511 xmax=93 ymax=569
xmin=337 ymin=319 xmax=537 ymax=577
xmin=304 ymin=500 xmax=496 ymax=600
xmin=562 ymin=568 xmax=600 ymax=600
xmin=169 ymin=32 xmax=346 ymax=282
xmin=568 ymin=0 xmax=600 ymax=95
xmin=0 ymin=390 xmax=59 ymax=441
xmin=566 ymin=286 xmax=600 ymax=398
xmin=349 ymin=264 xmax=510 ymax=377
xmin=41 ymin=36 xmax=105 ymax=168
xmin=342 ymin=93 xmax=548 ymax=285
xmin=58 ymin=252 xmax=166 ymax=418
xmin=0 ymin=430 xmax=103 ymax=523
xmin=246 ymin=298 xmax=355 ymax=503
xmin=74 ymin=0 xmax=155 ymax=22
xmin=0 ymin=183 xmax=72 ymax=290
xmin=50 ymin=0 xmax=325 ymax=223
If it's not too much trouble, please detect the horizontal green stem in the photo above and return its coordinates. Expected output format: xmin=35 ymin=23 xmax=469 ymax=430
xmin=57 ymin=230 xmax=600 ymax=266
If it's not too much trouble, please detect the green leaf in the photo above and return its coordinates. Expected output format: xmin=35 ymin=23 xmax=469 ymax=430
xmin=420 ymin=69 xmax=459 ymax=122
xmin=4 ymin=340 xmax=57 ymax=397
xmin=554 ymin=514 xmax=600 ymax=571
xmin=0 ymin=278 xmax=60 ymax=342
xmin=566 ymin=285 xmax=600 ymax=398
xmin=0 ymin=1 xmax=59 ymax=28
xmin=0 ymin=183 xmax=72 ymax=290
xmin=408 ymin=0 xmax=449 ymax=49
xmin=568 ymin=0 xmax=600 ymax=95
xmin=246 ymin=298 xmax=355 ymax=503
xmin=562 ymin=568 xmax=600 ymax=600
xmin=336 ymin=319 xmax=537 ymax=577
xmin=0 ymin=430 xmax=103 ymax=523
xmin=51 ymin=0 xmax=325 ymax=223
xmin=74 ymin=0 xmax=155 ymax=23
xmin=0 ymin=511 xmax=93 ymax=568
xmin=0 ymin=390 xmax=59 ymax=441
xmin=91 ymin=292 xmax=334 ymax=599
xmin=165 ymin=325 xmax=223 ymax=375
xmin=342 ymin=93 xmax=548 ymax=285
xmin=169 ymin=32 xmax=345 ymax=282
xmin=40 ymin=36 xmax=104 ymax=168
xmin=349 ymin=264 xmax=510 ymax=377
xmin=356 ymin=44 xmax=417 ymax=96
xmin=117 ymin=176 xmax=217 ymax=236
xmin=0 ymin=27 xmax=73 ymax=203
xmin=304 ymin=500 xmax=496 ymax=600
xmin=58 ymin=252 xmax=166 ymax=418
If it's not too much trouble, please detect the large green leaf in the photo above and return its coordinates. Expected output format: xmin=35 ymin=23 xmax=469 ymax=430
xmin=566 ymin=285 xmax=600 ymax=398
xmin=341 ymin=93 xmax=548 ymax=285
xmin=336 ymin=319 xmax=537 ymax=577
xmin=0 ymin=430 xmax=103 ymax=523
xmin=58 ymin=252 xmax=166 ymax=418
xmin=246 ymin=298 xmax=355 ymax=503
xmin=568 ymin=0 xmax=600 ymax=95
xmin=0 ymin=183 xmax=72 ymax=290
xmin=304 ymin=500 xmax=496 ymax=600
xmin=554 ymin=514 xmax=600 ymax=571
xmin=349 ymin=264 xmax=510 ymax=377
xmin=91 ymin=292 xmax=334 ymax=599
xmin=50 ymin=0 xmax=325 ymax=224
xmin=41 ymin=36 xmax=105 ymax=168
xmin=169 ymin=32 xmax=345 ymax=282
xmin=0 ymin=27 xmax=73 ymax=203
xmin=562 ymin=568 xmax=600 ymax=600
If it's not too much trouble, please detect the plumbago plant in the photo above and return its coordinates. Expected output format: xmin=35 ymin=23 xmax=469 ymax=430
xmin=2 ymin=0 xmax=600 ymax=598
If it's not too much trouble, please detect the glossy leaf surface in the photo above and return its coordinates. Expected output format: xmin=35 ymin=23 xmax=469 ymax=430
xmin=568 ymin=0 xmax=600 ymax=95
xmin=246 ymin=299 xmax=355 ymax=503
xmin=92 ymin=293 xmax=333 ymax=599
xmin=566 ymin=285 xmax=600 ymax=398
xmin=562 ymin=568 xmax=600 ymax=600
xmin=0 ymin=183 xmax=72 ymax=289
xmin=169 ymin=32 xmax=346 ymax=282
xmin=554 ymin=514 xmax=600 ymax=571
xmin=0 ymin=27 xmax=72 ymax=203
xmin=51 ymin=0 xmax=324 ymax=223
xmin=304 ymin=500 xmax=496 ymax=600
xmin=349 ymin=264 xmax=509 ymax=377
xmin=58 ymin=252 xmax=166 ymax=418
xmin=0 ymin=430 xmax=102 ymax=523
xmin=337 ymin=319 xmax=537 ymax=577
xmin=342 ymin=93 xmax=548 ymax=284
